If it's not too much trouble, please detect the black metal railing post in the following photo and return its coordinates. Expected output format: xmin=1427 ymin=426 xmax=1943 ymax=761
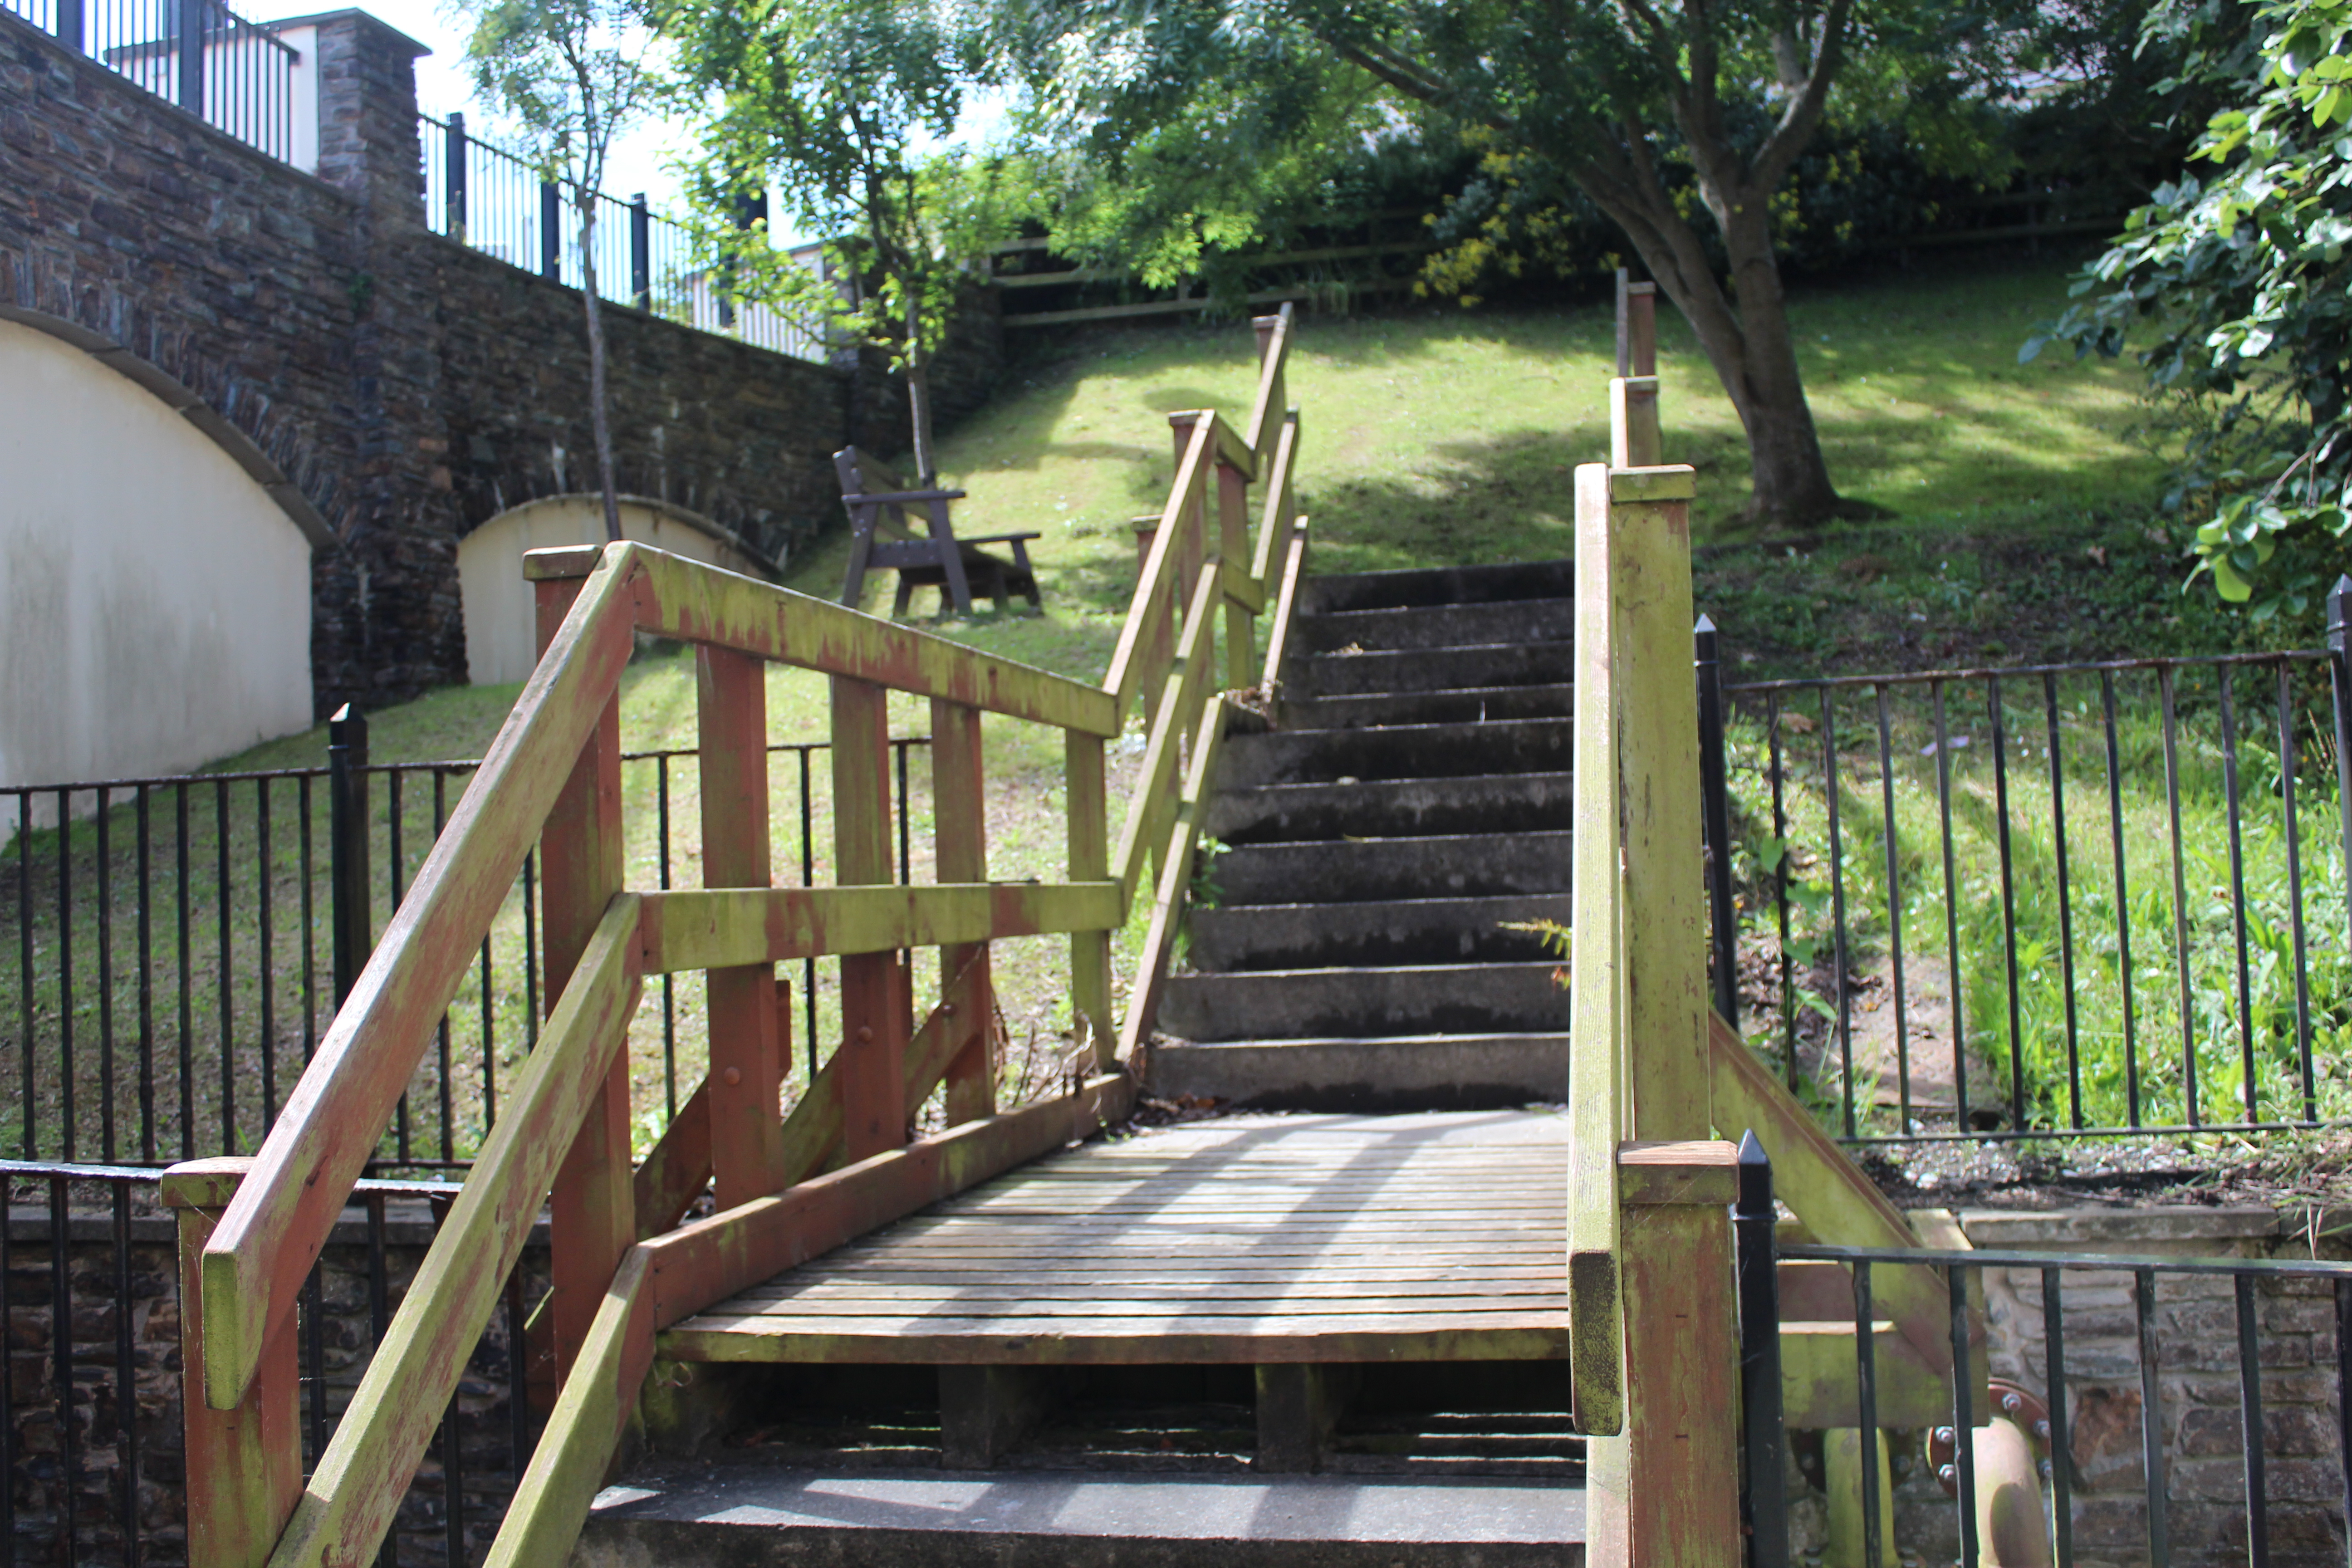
xmin=54 ymin=0 xmax=83 ymax=52
xmin=446 ymin=111 xmax=469 ymax=241
xmin=1698 ymin=613 xmax=1740 ymax=1025
xmin=630 ymin=192 xmax=652 ymax=311
xmin=328 ymin=704 xmax=372 ymax=1006
xmin=539 ymin=180 xmax=563 ymax=281
xmin=1734 ymin=1131 xmax=1787 ymax=1568
xmin=2330 ymin=575 xmax=2352 ymax=964
xmin=177 ymin=0 xmax=206 ymax=114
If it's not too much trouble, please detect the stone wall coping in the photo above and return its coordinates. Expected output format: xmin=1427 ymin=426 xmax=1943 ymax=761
xmin=0 ymin=7 xmax=356 ymax=205
xmin=266 ymin=7 xmax=433 ymax=56
xmin=1959 ymin=1206 xmax=2283 ymax=1246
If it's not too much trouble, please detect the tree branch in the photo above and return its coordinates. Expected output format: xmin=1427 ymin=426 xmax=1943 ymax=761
xmin=1751 ymin=0 xmax=1854 ymax=191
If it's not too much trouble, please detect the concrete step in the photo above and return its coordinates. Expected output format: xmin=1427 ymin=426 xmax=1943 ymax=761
xmin=1218 ymin=719 xmax=1569 ymax=789
xmin=1279 ymin=683 xmax=1574 ymax=730
xmin=1213 ymin=832 xmax=1571 ymax=906
xmin=580 ymin=1464 xmax=1583 ymax=1566
xmin=1186 ymin=896 xmax=1566 ymax=973
xmin=1290 ymin=641 xmax=1570 ymax=698
xmin=1160 ymin=963 xmax=1568 ymax=1042
xmin=1296 ymin=598 xmax=1574 ymax=655
xmin=1204 ymin=771 xmax=1568 ymax=845
xmin=1300 ymin=559 xmax=1576 ymax=615
xmin=1143 ymin=1034 xmax=1572 ymax=1112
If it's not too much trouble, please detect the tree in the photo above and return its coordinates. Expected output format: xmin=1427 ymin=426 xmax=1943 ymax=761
xmin=2028 ymin=0 xmax=2348 ymax=619
xmin=461 ymin=0 xmax=663 ymax=542
xmin=670 ymin=0 xmax=1004 ymax=484
xmin=995 ymin=0 xmax=2041 ymax=526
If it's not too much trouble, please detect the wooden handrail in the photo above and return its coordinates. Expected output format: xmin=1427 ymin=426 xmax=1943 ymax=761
xmin=174 ymin=311 xmax=1307 ymax=1568
xmin=195 ymin=552 xmax=645 ymax=1413
xmin=1242 ymin=304 xmax=1294 ymax=470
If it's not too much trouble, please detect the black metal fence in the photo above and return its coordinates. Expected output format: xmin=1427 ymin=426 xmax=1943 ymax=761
xmin=0 ymin=1159 xmax=547 ymax=1568
xmin=416 ymin=113 xmax=832 ymax=364
xmin=1699 ymin=581 xmax=2352 ymax=1145
xmin=1 ymin=711 xmax=936 ymax=1171
xmin=1735 ymin=1142 xmax=2352 ymax=1567
xmin=1 ymin=0 xmax=298 ymax=164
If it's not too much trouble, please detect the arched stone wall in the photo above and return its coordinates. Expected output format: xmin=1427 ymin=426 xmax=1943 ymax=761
xmin=457 ymin=495 xmax=774 ymax=686
xmin=0 ymin=316 xmax=317 ymax=830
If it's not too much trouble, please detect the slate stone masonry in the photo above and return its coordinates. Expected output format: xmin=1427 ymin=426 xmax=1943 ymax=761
xmin=0 ymin=7 xmax=998 ymax=714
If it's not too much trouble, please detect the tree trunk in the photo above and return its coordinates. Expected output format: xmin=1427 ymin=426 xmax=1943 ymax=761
xmin=1711 ymin=195 xmax=1843 ymax=526
xmin=577 ymin=200 xmax=623 ymax=543
xmin=904 ymin=289 xmax=937 ymax=486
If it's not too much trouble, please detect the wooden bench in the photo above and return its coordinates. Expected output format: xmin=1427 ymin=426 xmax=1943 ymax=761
xmin=835 ymin=447 xmax=1042 ymax=617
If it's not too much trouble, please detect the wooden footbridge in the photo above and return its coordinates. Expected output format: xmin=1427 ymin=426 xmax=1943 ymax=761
xmin=163 ymin=302 xmax=1984 ymax=1568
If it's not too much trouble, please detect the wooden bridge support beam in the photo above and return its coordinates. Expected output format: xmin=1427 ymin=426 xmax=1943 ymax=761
xmin=700 ymin=645 xmax=789 ymax=1206
xmin=833 ymin=675 xmax=909 ymax=1161
xmin=1588 ymin=1141 xmax=1742 ymax=1567
xmin=931 ymin=699 xmax=995 ymax=1123
xmin=168 ymin=1159 xmax=300 ymax=1568
xmin=1066 ymin=731 xmax=1114 ymax=1068
xmin=539 ymin=571 xmax=636 ymax=1383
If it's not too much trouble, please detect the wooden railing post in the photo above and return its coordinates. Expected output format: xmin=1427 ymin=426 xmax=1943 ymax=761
xmin=833 ymin=676 xmax=907 ymax=1161
xmin=699 ymin=645 xmax=788 ymax=1205
xmin=1066 ymin=730 xmax=1113 ymax=1068
xmin=1588 ymin=1142 xmax=1744 ymax=1564
xmin=1217 ymin=453 xmax=1254 ymax=689
xmin=931 ymin=699 xmax=995 ymax=1122
xmin=167 ymin=1158 xmax=299 ymax=1568
xmin=537 ymin=567 xmax=634 ymax=1381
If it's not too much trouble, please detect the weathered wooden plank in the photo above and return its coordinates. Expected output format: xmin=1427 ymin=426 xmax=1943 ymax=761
xmin=1241 ymin=304 xmax=1293 ymax=466
xmin=1106 ymin=417 xmax=1214 ymax=719
xmin=633 ymin=1078 xmax=711 ymax=1239
xmin=698 ymin=645 xmax=788 ymax=1207
xmin=541 ymin=570 xmax=635 ymax=1384
xmin=1248 ymin=415 xmax=1301 ymax=593
xmin=1111 ymin=564 xmax=1223 ymax=907
xmin=1216 ymin=449 xmax=1258 ymax=687
xmin=1585 ymin=1188 xmax=1741 ymax=1566
xmin=1779 ymin=1321 xmax=1950 ymax=1430
xmin=725 ymin=1280 xmax=1563 ymax=1304
xmin=661 ymin=1322 xmax=1568 ymax=1366
xmin=164 ymin=1160 xmax=300 ymax=1568
xmin=1609 ymin=463 xmax=1708 ymax=1140
xmin=639 ymin=1074 xmax=1137 ymax=1333
xmin=931 ymin=700 xmax=995 ymax=1125
xmin=1064 ymin=732 xmax=1114 ymax=1066
xmin=265 ymin=894 xmax=642 ymax=1568
xmin=480 ymin=1248 xmax=655 ymax=1568
xmin=710 ymin=1295 xmax=1562 ymax=1320
xmin=625 ymin=544 xmax=1117 ymax=736
xmin=832 ymin=675 xmax=908 ymax=1166
xmin=1609 ymin=376 xmax=1662 ymax=469
xmin=1120 ymin=692 xmax=1233 ymax=1061
xmin=769 ymin=1266 xmax=1566 ymax=1286
xmin=1259 ymin=516 xmax=1310 ymax=693
xmin=1618 ymin=1139 xmax=1738 ymax=1207
xmin=1567 ymin=461 xmax=1625 ymax=1439
xmin=1709 ymin=1010 xmax=1954 ymax=1377
xmin=637 ymin=882 xmax=1122 ymax=972
xmin=197 ymin=547 xmax=642 ymax=1411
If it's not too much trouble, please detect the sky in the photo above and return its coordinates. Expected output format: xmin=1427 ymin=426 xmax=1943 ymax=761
xmin=243 ymin=0 xmax=1016 ymax=246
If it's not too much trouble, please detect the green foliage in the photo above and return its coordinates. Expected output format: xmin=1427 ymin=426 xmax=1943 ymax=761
xmin=459 ymin=0 xmax=659 ymax=194
xmin=2026 ymin=0 xmax=2352 ymax=618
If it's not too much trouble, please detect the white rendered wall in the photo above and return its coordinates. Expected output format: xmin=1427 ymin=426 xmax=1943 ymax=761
xmin=0 ymin=319 xmax=315 ymax=840
xmin=459 ymin=495 xmax=766 ymax=686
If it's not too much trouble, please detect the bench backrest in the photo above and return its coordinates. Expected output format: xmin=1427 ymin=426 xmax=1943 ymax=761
xmin=835 ymin=446 xmax=923 ymax=542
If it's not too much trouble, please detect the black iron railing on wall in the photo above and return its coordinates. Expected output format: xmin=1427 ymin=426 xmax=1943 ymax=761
xmin=2 ymin=0 xmax=299 ymax=164
xmin=1699 ymin=580 xmax=2352 ymax=1147
xmin=2 ymin=710 xmax=935 ymax=1171
xmin=416 ymin=112 xmax=833 ymax=365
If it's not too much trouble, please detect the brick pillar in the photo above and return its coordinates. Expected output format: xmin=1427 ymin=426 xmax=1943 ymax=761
xmin=303 ymin=9 xmax=465 ymax=712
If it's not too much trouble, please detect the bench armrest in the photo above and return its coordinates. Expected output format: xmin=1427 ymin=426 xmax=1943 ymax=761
xmin=842 ymin=488 xmax=968 ymax=505
xmin=960 ymin=533 xmax=1044 ymax=545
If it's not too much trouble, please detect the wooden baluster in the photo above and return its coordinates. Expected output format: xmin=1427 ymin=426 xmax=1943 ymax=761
xmin=169 ymin=1158 xmax=300 ymax=1568
xmin=699 ymin=645 xmax=788 ymax=1207
xmin=1217 ymin=454 xmax=1254 ymax=689
xmin=931 ymin=699 xmax=995 ymax=1123
xmin=1066 ymin=731 xmax=1113 ymax=1068
xmin=537 ymin=569 xmax=633 ymax=1382
xmin=833 ymin=676 xmax=907 ymax=1160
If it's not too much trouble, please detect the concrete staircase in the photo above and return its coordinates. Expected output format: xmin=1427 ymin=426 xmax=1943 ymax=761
xmin=1146 ymin=559 xmax=1576 ymax=1112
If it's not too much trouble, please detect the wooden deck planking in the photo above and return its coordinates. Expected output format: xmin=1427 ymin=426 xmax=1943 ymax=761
xmin=661 ymin=1111 xmax=1571 ymax=1366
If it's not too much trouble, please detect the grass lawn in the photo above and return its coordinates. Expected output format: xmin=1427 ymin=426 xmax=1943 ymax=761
xmin=19 ymin=249 xmax=2317 ymax=1166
